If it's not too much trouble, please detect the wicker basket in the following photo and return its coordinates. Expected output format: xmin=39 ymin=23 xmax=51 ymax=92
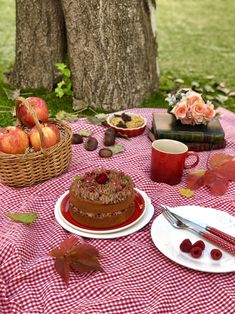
xmin=0 ymin=97 xmax=73 ymax=187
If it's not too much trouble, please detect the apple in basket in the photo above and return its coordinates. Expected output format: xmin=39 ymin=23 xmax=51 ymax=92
xmin=16 ymin=97 xmax=49 ymax=128
xmin=29 ymin=123 xmax=61 ymax=151
xmin=0 ymin=126 xmax=29 ymax=154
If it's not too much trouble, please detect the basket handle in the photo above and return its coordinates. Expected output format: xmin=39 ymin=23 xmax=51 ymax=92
xmin=16 ymin=96 xmax=47 ymax=154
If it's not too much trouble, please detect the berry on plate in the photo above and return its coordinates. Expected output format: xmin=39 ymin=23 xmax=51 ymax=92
xmin=179 ymin=239 xmax=193 ymax=253
xmin=192 ymin=240 xmax=205 ymax=251
xmin=190 ymin=246 xmax=203 ymax=258
xmin=210 ymin=249 xmax=223 ymax=260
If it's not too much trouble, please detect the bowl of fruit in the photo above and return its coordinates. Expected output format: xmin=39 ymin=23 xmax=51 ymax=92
xmin=106 ymin=111 xmax=147 ymax=137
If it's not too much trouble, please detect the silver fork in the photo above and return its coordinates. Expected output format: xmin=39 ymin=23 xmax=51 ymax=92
xmin=161 ymin=208 xmax=235 ymax=254
xmin=162 ymin=209 xmax=198 ymax=234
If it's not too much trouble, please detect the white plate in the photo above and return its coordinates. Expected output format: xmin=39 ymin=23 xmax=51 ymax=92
xmin=55 ymin=188 xmax=147 ymax=234
xmin=55 ymin=189 xmax=154 ymax=239
xmin=151 ymin=206 xmax=235 ymax=273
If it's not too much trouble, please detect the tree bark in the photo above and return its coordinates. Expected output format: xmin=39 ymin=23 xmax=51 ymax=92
xmin=61 ymin=0 xmax=159 ymax=111
xmin=8 ymin=0 xmax=66 ymax=91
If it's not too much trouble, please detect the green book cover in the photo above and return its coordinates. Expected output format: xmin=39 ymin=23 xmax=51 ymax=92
xmin=148 ymin=131 xmax=226 ymax=152
xmin=152 ymin=113 xmax=225 ymax=144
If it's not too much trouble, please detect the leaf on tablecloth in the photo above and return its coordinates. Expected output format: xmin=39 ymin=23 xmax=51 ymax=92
xmin=185 ymin=169 xmax=206 ymax=190
xmin=179 ymin=188 xmax=195 ymax=198
xmin=86 ymin=113 xmax=108 ymax=125
xmin=78 ymin=129 xmax=93 ymax=137
xmin=109 ymin=144 xmax=125 ymax=154
xmin=185 ymin=153 xmax=235 ymax=195
xmin=203 ymin=169 xmax=229 ymax=196
xmin=48 ymin=236 xmax=103 ymax=284
xmin=5 ymin=212 xmax=37 ymax=224
xmin=208 ymin=153 xmax=233 ymax=169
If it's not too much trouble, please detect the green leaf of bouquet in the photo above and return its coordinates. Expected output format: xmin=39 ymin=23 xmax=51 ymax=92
xmin=5 ymin=212 xmax=38 ymax=224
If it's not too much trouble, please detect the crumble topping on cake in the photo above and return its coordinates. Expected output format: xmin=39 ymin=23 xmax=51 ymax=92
xmin=71 ymin=169 xmax=134 ymax=204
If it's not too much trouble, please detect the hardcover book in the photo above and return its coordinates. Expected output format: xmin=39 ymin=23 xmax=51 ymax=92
xmin=148 ymin=131 xmax=226 ymax=152
xmin=152 ymin=113 xmax=225 ymax=144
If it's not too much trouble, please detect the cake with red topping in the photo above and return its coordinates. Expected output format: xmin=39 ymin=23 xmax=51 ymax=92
xmin=69 ymin=169 xmax=135 ymax=228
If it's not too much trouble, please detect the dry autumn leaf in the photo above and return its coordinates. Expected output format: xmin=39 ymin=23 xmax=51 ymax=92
xmin=48 ymin=236 xmax=103 ymax=284
xmin=5 ymin=212 xmax=37 ymax=224
xmin=185 ymin=169 xmax=206 ymax=190
xmin=185 ymin=153 xmax=235 ymax=196
xmin=179 ymin=188 xmax=195 ymax=198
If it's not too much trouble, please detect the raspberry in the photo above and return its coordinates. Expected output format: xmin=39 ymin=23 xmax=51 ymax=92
xmin=95 ymin=173 xmax=109 ymax=184
xmin=179 ymin=239 xmax=193 ymax=253
xmin=190 ymin=246 xmax=202 ymax=258
xmin=210 ymin=249 xmax=223 ymax=260
xmin=192 ymin=240 xmax=205 ymax=251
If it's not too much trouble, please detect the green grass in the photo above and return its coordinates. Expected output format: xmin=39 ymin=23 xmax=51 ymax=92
xmin=0 ymin=0 xmax=235 ymax=127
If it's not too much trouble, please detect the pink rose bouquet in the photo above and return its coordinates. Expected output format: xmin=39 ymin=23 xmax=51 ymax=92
xmin=166 ymin=89 xmax=216 ymax=125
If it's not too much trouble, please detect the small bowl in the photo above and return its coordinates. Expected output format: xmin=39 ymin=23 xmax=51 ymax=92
xmin=106 ymin=111 xmax=147 ymax=137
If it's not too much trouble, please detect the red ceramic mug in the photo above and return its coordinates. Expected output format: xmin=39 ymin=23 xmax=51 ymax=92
xmin=150 ymin=139 xmax=199 ymax=185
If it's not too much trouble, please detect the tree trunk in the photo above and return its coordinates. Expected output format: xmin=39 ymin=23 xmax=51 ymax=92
xmin=61 ymin=0 xmax=159 ymax=111
xmin=8 ymin=0 xmax=66 ymax=91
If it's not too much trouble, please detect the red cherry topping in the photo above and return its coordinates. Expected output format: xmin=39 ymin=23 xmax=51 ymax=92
xmin=95 ymin=173 xmax=109 ymax=184
xmin=179 ymin=239 xmax=193 ymax=253
xmin=84 ymin=177 xmax=94 ymax=183
xmin=192 ymin=240 xmax=205 ymax=251
xmin=210 ymin=249 xmax=222 ymax=260
xmin=190 ymin=246 xmax=202 ymax=258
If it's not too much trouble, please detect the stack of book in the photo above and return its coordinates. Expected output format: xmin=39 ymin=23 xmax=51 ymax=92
xmin=150 ymin=113 xmax=226 ymax=152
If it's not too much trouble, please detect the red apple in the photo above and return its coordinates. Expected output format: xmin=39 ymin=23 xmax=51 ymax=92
xmin=16 ymin=97 xmax=49 ymax=128
xmin=0 ymin=126 xmax=29 ymax=154
xmin=29 ymin=123 xmax=60 ymax=151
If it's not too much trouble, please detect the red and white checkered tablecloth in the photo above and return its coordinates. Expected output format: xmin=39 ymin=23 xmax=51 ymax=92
xmin=0 ymin=108 xmax=235 ymax=314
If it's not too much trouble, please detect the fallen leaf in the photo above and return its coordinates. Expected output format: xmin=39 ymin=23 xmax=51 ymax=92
xmin=205 ymin=95 xmax=214 ymax=101
xmin=206 ymin=75 xmax=215 ymax=80
xmin=179 ymin=188 xmax=195 ymax=198
xmin=216 ymin=160 xmax=235 ymax=182
xmin=78 ymin=130 xmax=92 ymax=137
xmin=109 ymin=144 xmax=125 ymax=154
xmin=175 ymin=78 xmax=184 ymax=84
xmin=204 ymin=169 xmax=229 ymax=196
xmin=208 ymin=153 xmax=234 ymax=169
xmin=185 ymin=153 xmax=235 ymax=196
xmin=204 ymin=85 xmax=215 ymax=93
xmin=48 ymin=236 xmax=103 ymax=284
xmin=216 ymin=86 xmax=231 ymax=95
xmin=5 ymin=212 xmax=37 ymax=224
xmin=86 ymin=113 xmax=108 ymax=125
xmin=185 ymin=169 xmax=206 ymax=190
xmin=3 ymin=87 xmax=21 ymax=100
xmin=229 ymin=91 xmax=235 ymax=97
xmin=56 ymin=111 xmax=79 ymax=122
xmin=215 ymin=95 xmax=228 ymax=103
